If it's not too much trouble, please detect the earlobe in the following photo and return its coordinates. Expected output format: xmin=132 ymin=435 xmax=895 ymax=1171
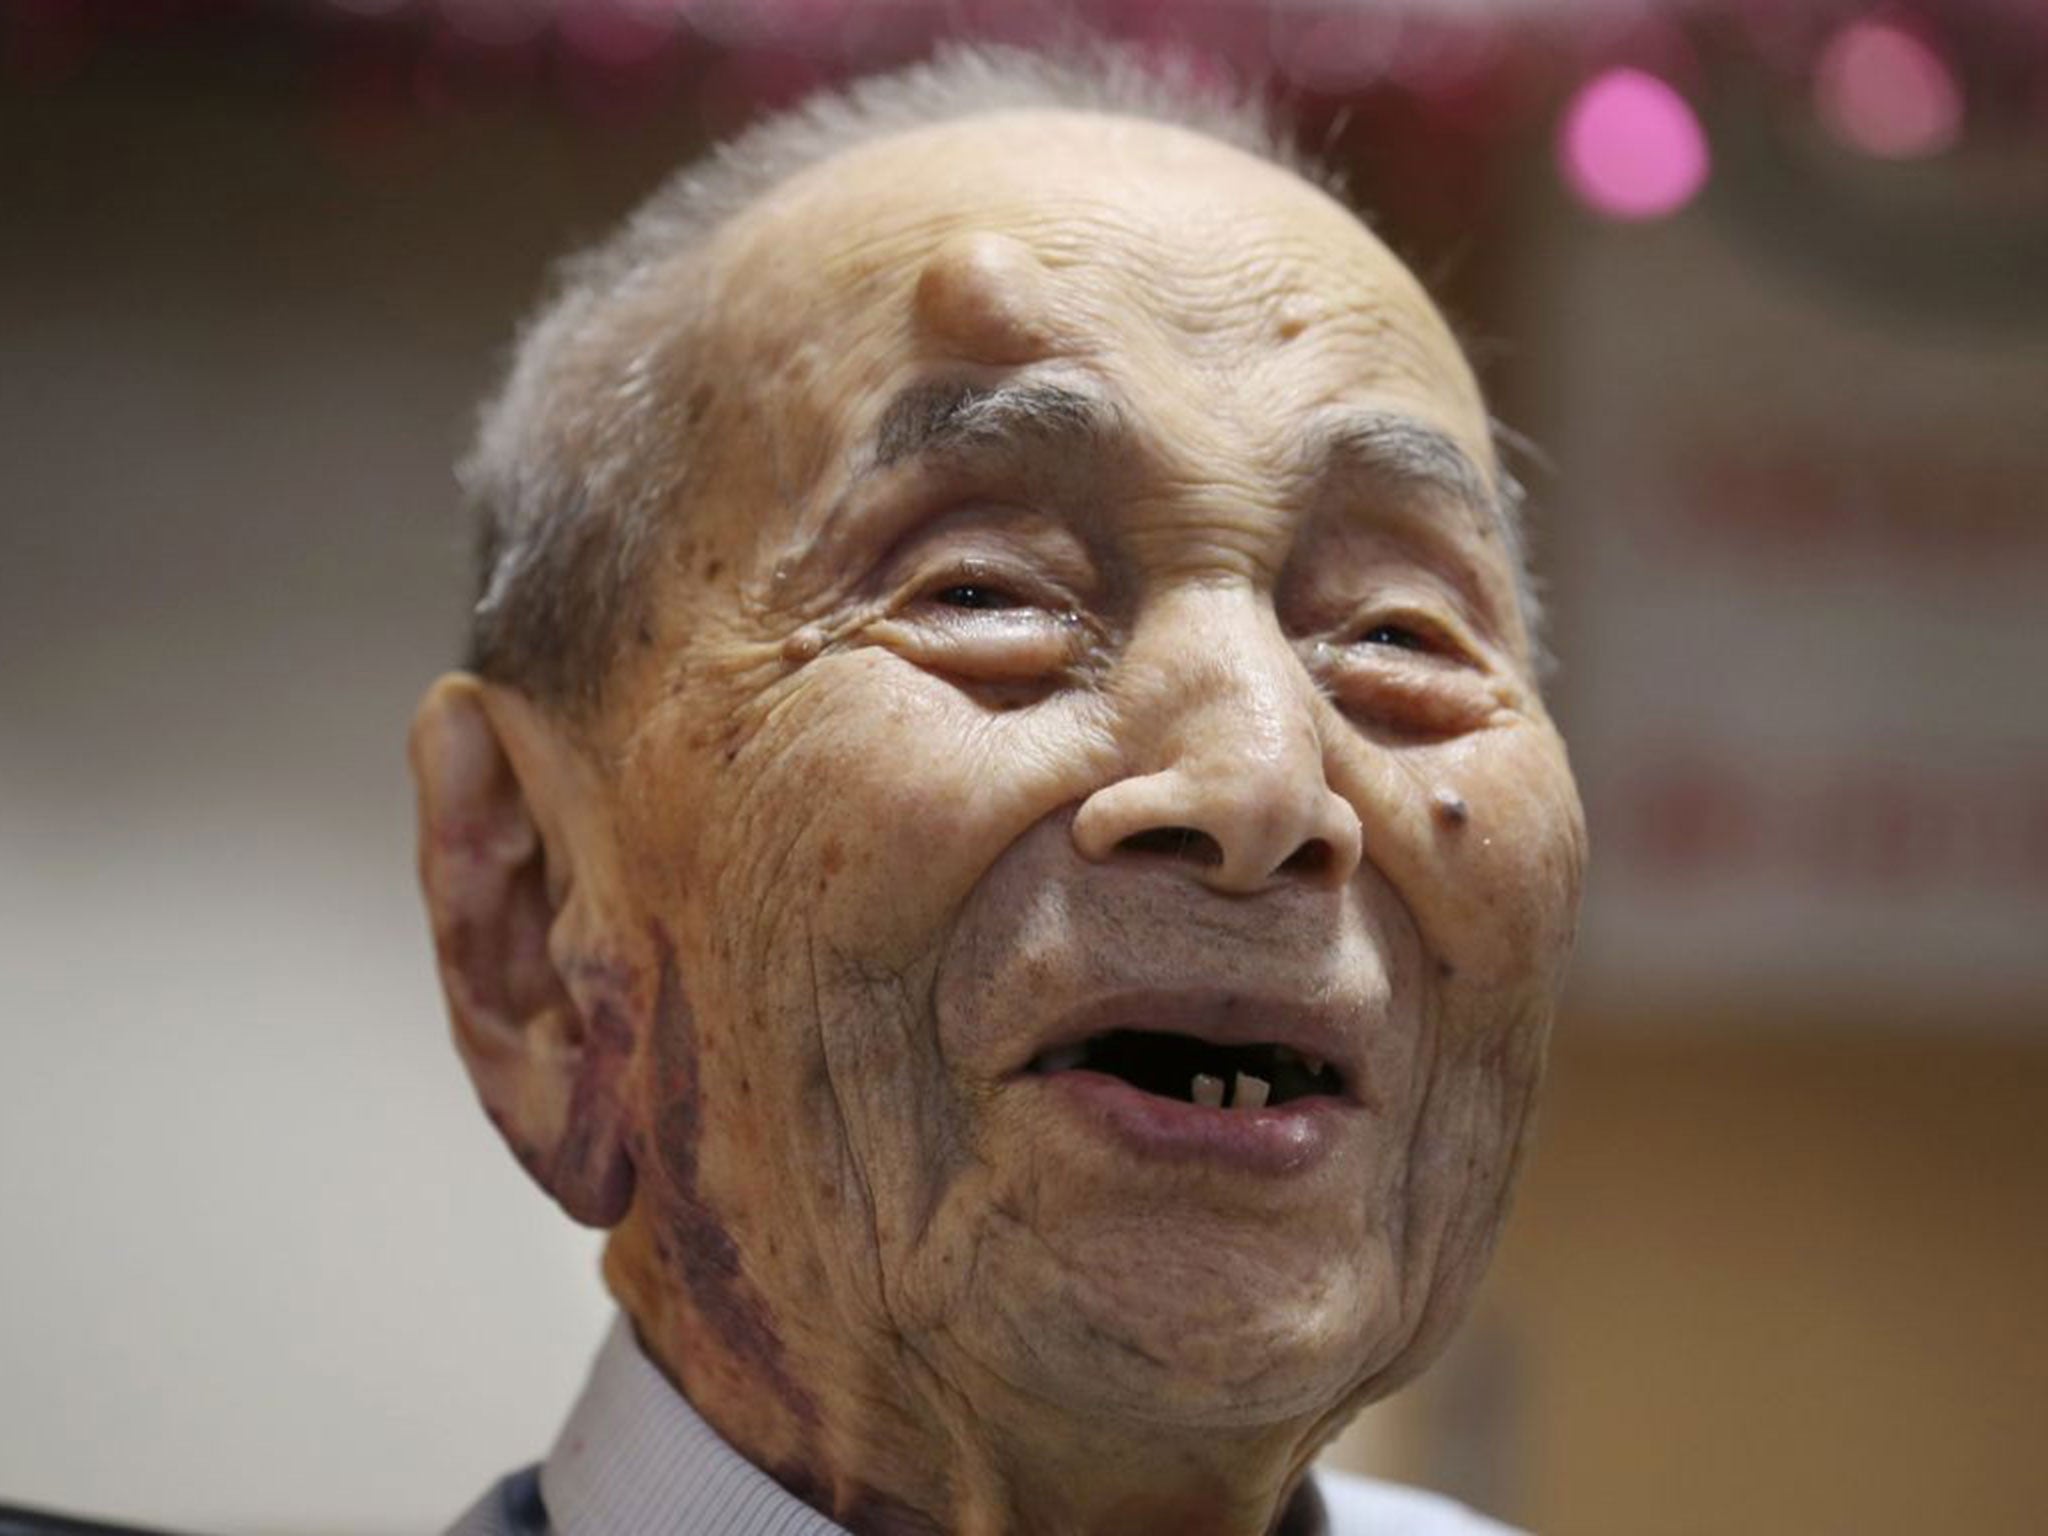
xmin=408 ymin=673 xmax=638 ymax=1227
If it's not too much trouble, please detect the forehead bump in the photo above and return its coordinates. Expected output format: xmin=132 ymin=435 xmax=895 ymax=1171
xmin=912 ymin=231 xmax=1058 ymax=365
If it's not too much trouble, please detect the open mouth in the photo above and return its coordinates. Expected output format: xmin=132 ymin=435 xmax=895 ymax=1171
xmin=1028 ymin=1029 xmax=1344 ymax=1110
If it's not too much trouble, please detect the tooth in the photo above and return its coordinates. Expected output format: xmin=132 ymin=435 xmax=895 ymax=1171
xmin=1191 ymin=1073 xmax=1226 ymax=1108
xmin=1037 ymin=1044 xmax=1085 ymax=1073
xmin=1231 ymin=1071 xmax=1271 ymax=1110
xmin=1305 ymin=1056 xmax=1326 ymax=1077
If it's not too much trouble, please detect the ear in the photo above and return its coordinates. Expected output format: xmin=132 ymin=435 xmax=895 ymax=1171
xmin=408 ymin=673 xmax=637 ymax=1227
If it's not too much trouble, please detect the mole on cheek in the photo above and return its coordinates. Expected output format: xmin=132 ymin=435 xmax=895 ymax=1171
xmin=912 ymin=232 xmax=1057 ymax=365
xmin=781 ymin=625 xmax=827 ymax=665
xmin=1432 ymin=787 xmax=1471 ymax=829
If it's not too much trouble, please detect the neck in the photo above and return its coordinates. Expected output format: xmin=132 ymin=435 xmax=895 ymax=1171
xmin=604 ymin=1226 xmax=1328 ymax=1536
xmin=937 ymin=1419 xmax=1319 ymax=1536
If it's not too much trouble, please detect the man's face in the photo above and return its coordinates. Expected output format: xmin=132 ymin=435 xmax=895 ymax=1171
xmin=593 ymin=111 xmax=1585 ymax=1433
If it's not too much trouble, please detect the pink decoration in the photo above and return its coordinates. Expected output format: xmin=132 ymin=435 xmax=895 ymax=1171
xmin=1814 ymin=16 xmax=1963 ymax=160
xmin=1557 ymin=67 xmax=1710 ymax=221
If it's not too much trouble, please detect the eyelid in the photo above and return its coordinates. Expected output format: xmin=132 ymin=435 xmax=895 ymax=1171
xmin=1313 ymin=607 xmax=1498 ymax=737
xmin=886 ymin=509 xmax=1099 ymax=614
xmin=1337 ymin=603 xmax=1474 ymax=663
xmin=871 ymin=551 xmax=1091 ymax=688
xmin=904 ymin=555 xmax=1061 ymax=613
xmin=1286 ymin=513 xmax=1514 ymax=652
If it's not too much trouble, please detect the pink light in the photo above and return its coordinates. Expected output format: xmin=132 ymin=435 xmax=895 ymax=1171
xmin=1557 ymin=68 xmax=1710 ymax=221
xmin=1814 ymin=17 xmax=1963 ymax=160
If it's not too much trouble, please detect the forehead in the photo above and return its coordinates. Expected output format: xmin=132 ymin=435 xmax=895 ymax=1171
xmin=688 ymin=109 xmax=1487 ymax=446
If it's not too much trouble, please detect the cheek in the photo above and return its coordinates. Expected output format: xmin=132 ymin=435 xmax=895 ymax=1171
xmin=1395 ymin=723 xmax=1587 ymax=997
xmin=1380 ymin=984 xmax=1553 ymax=1381
xmin=629 ymin=653 xmax=1120 ymax=1297
xmin=622 ymin=931 xmax=828 ymax=1428
xmin=704 ymin=650 xmax=1115 ymax=967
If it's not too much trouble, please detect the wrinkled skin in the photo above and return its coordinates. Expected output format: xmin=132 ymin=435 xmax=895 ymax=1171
xmin=413 ymin=109 xmax=1585 ymax=1536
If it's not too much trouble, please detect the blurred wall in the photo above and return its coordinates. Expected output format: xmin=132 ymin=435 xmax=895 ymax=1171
xmin=0 ymin=64 xmax=663 ymax=1532
xmin=1507 ymin=1029 xmax=2048 ymax=1534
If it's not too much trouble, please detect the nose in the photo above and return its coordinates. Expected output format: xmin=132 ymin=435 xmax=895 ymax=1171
xmin=1072 ymin=596 xmax=1364 ymax=895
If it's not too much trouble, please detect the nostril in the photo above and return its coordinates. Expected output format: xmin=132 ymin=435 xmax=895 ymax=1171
xmin=1116 ymin=826 xmax=1225 ymax=868
xmin=1278 ymin=839 xmax=1333 ymax=878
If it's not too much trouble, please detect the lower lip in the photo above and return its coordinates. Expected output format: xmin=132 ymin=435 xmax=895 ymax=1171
xmin=1030 ymin=1070 xmax=1356 ymax=1176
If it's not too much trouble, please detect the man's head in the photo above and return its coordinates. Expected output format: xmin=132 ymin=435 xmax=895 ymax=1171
xmin=411 ymin=44 xmax=1585 ymax=1527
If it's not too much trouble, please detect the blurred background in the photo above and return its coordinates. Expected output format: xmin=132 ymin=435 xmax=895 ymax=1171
xmin=2 ymin=1 xmax=2044 ymax=1531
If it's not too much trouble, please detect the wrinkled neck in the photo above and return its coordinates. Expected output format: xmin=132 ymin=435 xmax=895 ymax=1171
xmin=604 ymin=1220 xmax=1329 ymax=1536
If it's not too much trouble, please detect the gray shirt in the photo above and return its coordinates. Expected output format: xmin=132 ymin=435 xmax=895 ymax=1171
xmin=446 ymin=1317 xmax=1524 ymax=1536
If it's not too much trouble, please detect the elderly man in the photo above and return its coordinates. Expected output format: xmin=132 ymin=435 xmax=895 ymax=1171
xmin=411 ymin=44 xmax=1584 ymax=1536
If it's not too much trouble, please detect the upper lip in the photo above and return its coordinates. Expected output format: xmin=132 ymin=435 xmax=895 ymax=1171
xmin=1015 ymin=988 xmax=1371 ymax=1104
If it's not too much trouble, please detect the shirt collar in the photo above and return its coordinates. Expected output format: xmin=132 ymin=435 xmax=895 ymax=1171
xmin=543 ymin=1313 xmax=1328 ymax=1536
xmin=541 ymin=1316 xmax=847 ymax=1536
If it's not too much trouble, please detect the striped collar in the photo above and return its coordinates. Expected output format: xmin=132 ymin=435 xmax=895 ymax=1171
xmin=542 ymin=1317 xmax=845 ymax=1536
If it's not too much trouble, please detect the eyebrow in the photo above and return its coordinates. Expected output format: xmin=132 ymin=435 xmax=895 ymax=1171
xmin=868 ymin=377 xmax=1122 ymax=471
xmin=1304 ymin=409 xmax=1502 ymax=532
xmin=833 ymin=381 xmax=1507 ymax=561
xmin=870 ymin=384 xmax=1496 ymax=512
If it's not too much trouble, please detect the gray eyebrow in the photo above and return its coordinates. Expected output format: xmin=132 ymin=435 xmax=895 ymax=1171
xmin=847 ymin=386 xmax=1516 ymax=561
xmin=1307 ymin=410 xmax=1501 ymax=524
xmin=868 ymin=378 xmax=1121 ymax=471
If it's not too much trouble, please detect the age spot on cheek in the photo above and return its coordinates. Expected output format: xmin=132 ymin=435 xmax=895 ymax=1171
xmin=814 ymin=836 xmax=846 ymax=896
xmin=646 ymin=923 xmax=821 ymax=1430
xmin=912 ymin=231 xmax=1059 ymax=365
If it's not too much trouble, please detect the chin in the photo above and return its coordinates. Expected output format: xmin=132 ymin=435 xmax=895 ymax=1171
xmin=955 ymin=1208 xmax=1404 ymax=1430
